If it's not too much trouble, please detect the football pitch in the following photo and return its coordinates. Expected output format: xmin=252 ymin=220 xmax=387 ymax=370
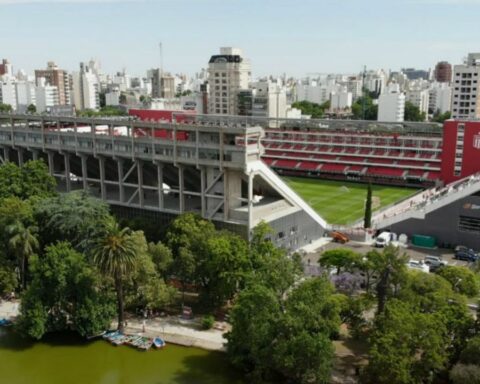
xmin=284 ymin=177 xmax=419 ymax=225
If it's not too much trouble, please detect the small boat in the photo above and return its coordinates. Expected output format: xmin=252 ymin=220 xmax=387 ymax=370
xmin=102 ymin=331 xmax=119 ymax=340
xmin=87 ymin=331 xmax=106 ymax=340
xmin=0 ymin=319 xmax=12 ymax=326
xmin=136 ymin=337 xmax=153 ymax=351
xmin=111 ymin=334 xmax=128 ymax=346
xmin=153 ymin=337 xmax=166 ymax=349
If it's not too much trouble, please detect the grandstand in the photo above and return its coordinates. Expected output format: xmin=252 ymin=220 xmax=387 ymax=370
xmin=261 ymin=119 xmax=443 ymax=187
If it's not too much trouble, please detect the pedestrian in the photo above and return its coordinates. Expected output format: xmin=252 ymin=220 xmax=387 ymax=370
xmin=142 ymin=320 xmax=146 ymax=333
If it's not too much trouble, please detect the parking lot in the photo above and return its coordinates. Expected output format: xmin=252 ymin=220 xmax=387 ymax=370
xmin=303 ymin=239 xmax=470 ymax=269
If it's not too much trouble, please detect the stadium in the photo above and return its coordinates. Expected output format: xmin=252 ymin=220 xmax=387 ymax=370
xmin=2 ymin=110 xmax=480 ymax=251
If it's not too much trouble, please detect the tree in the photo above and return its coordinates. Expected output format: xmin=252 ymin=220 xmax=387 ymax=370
xmin=17 ymin=242 xmax=115 ymax=339
xmin=34 ymin=191 xmax=112 ymax=252
xmin=226 ymin=284 xmax=281 ymax=380
xmin=404 ymin=101 xmax=426 ymax=122
xmin=437 ymin=265 xmax=480 ymax=297
xmin=0 ymin=160 xmax=56 ymax=200
xmin=318 ymin=248 xmax=362 ymax=275
xmin=7 ymin=220 xmax=39 ymax=289
xmin=352 ymin=93 xmax=378 ymax=120
xmin=200 ymin=231 xmax=251 ymax=308
xmin=147 ymin=241 xmax=173 ymax=277
xmin=431 ymin=109 xmax=451 ymax=123
xmin=165 ymin=213 xmax=216 ymax=303
xmin=0 ymin=103 xmax=12 ymax=113
xmin=450 ymin=364 xmax=480 ymax=384
xmin=363 ymin=299 xmax=449 ymax=384
xmin=91 ymin=221 xmax=139 ymax=331
xmin=372 ymin=245 xmax=408 ymax=314
xmin=249 ymin=222 xmax=302 ymax=297
xmin=26 ymin=104 xmax=36 ymax=114
xmin=227 ymin=277 xmax=340 ymax=383
xmin=291 ymin=100 xmax=330 ymax=118
xmin=364 ymin=182 xmax=372 ymax=229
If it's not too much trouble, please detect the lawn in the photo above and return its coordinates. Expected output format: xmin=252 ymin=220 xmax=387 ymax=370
xmin=284 ymin=177 xmax=419 ymax=225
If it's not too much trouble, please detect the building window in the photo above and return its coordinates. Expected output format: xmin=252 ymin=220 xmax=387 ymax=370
xmin=459 ymin=215 xmax=480 ymax=233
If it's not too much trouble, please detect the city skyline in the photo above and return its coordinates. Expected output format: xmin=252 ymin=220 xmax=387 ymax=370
xmin=1 ymin=0 xmax=480 ymax=77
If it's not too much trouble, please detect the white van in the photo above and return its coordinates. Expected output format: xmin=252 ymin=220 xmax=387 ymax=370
xmin=375 ymin=232 xmax=395 ymax=248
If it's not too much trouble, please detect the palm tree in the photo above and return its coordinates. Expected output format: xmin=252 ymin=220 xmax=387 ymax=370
xmin=91 ymin=221 xmax=138 ymax=331
xmin=7 ymin=221 xmax=39 ymax=290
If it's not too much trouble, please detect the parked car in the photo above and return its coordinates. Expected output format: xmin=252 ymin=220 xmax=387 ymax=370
xmin=375 ymin=232 xmax=396 ymax=248
xmin=424 ymin=255 xmax=448 ymax=270
xmin=331 ymin=231 xmax=349 ymax=244
xmin=454 ymin=246 xmax=479 ymax=262
xmin=406 ymin=259 xmax=430 ymax=273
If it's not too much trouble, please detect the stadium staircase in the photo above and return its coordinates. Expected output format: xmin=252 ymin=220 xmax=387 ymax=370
xmin=248 ymin=160 xmax=327 ymax=228
xmin=373 ymin=174 xmax=480 ymax=229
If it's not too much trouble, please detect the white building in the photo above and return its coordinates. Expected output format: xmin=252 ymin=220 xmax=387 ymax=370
xmin=451 ymin=53 xmax=480 ymax=119
xmin=72 ymin=62 xmax=100 ymax=110
xmin=406 ymin=88 xmax=429 ymax=119
xmin=429 ymin=82 xmax=452 ymax=114
xmin=330 ymin=88 xmax=353 ymax=110
xmin=35 ymin=78 xmax=59 ymax=113
xmin=105 ymin=89 xmax=120 ymax=106
xmin=16 ymin=80 xmax=36 ymax=112
xmin=207 ymin=47 xmax=251 ymax=115
xmin=0 ymin=77 xmax=17 ymax=110
xmin=377 ymin=83 xmax=405 ymax=122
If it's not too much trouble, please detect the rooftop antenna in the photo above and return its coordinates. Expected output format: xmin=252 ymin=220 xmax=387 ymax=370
xmin=159 ymin=42 xmax=163 ymax=75
xmin=362 ymin=65 xmax=367 ymax=120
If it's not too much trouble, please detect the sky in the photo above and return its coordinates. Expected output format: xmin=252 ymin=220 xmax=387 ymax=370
xmin=1 ymin=0 xmax=480 ymax=78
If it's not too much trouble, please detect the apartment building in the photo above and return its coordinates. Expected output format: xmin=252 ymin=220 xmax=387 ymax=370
xmin=35 ymin=62 xmax=71 ymax=105
xmin=451 ymin=53 xmax=480 ymax=120
xmin=207 ymin=47 xmax=251 ymax=115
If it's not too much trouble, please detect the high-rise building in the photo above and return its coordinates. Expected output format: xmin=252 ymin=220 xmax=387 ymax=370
xmin=434 ymin=61 xmax=452 ymax=83
xmin=72 ymin=62 xmax=100 ymax=111
xmin=0 ymin=59 xmax=13 ymax=77
xmin=0 ymin=77 xmax=17 ymax=110
xmin=402 ymin=68 xmax=430 ymax=81
xmin=35 ymin=62 xmax=71 ymax=105
xmin=451 ymin=53 xmax=480 ymax=120
xmin=429 ymin=82 xmax=452 ymax=114
xmin=15 ymin=80 xmax=36 ymax=112
xmin=35 ymin=78 xmax=59 ymax=113
xmin=406 ymin=88 xmax=430 ymax=119
xmin=377 ymin=83 xmax=405 ymax=122
xmin=207 ymin=47 xmax=251 ymax=115
xmin=149 ymin=69 xmax=176 ymax=99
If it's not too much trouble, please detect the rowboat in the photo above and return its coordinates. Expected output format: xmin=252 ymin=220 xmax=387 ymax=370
xmin=153 ymin=337 xmax=166 ymax=349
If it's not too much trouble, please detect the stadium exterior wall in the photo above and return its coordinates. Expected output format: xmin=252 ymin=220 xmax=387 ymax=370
xmin=441 ymin=120 xmax=480 ymax=184
xmin=381 ymin=194 xmax=480 ymax=250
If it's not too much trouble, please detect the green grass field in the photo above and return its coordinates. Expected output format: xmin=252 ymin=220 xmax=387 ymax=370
xmin=284 ymin=177 xmax=418 ymax=225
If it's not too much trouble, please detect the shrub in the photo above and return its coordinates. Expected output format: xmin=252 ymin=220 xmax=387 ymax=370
xmin=201 ymin=315 xmax=215 ymax=330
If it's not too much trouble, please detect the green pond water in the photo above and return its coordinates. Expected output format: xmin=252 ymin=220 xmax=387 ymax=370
xmin=0 ymin=329 xmax=245 ymax=384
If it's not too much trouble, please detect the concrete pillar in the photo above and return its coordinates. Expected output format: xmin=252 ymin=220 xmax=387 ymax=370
xmin=117 ymin=159 xmax=125 ymax=203
xmin=47 ymin=151 xmax=55 ymax=175
xmin=31 ymin=150 xmax=39 ymax=161
xmin=17 ymin=148 xmax=24 ymax=166
xmin=81 ymin=155 xmax=88 ymax=191
xmin=248 ymin=171 xmax=254 ymax=241
xmin=178 ymin=165 xmax=184 ymax=212
xmin=200 ymin=167 xmax=206 ymax=218
xmin=136 ymin=160 xmax=144 ymax=207
xmin=3 ymin=147 xmax=9 ymax=162
xmin=156 ymin=162 xmax=164 ymax=210
xmin=98 ymin=157 xmax=106 ymax=201
xmin=64 ymin=153 xmax=71 ymax=192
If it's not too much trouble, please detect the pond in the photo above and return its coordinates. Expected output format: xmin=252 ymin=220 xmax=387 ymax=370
xmin=0 ymin=329 xmax=246 ymax=384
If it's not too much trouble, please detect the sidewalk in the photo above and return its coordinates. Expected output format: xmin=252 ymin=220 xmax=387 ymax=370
xmin=0 ymin=300 xmax=20 ymax=320
xmin=122 ymin=316 xmax=229 ymax=352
